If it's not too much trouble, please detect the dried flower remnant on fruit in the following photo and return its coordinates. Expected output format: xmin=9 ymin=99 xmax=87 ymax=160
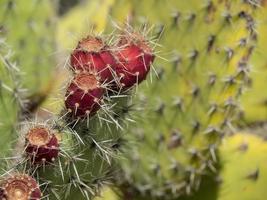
xmin=65 ymin=73 xmax=104 ymax=118
xmin=25 ymin=126 xmax=59 ymax=164
xmin=0 ymin=174 xmax=41 ymax=200
xmin=70 ymin=36 xmax=117 ymax=82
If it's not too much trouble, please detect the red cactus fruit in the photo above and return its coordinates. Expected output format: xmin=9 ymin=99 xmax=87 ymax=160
xmin=70 ymin=36 xmax=117 ymax=82
xmin=114 ymin=32 xmax=155 ymax=89
xmin=0 ymin=174 xmax=41 ymax=200
xmin=25 ymin=126 xmax=59 ymax=164
xmin=0 ymin=187 xmax=6 ymax=199
xmin=65 ymin=73 xmax=104 ymax=118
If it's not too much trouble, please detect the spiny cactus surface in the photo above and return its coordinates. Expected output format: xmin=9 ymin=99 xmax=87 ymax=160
xmin=108 ymin=0 xmax=260 ymax=199
xmin=216 ymin=132 xmax=267 ymax=200
xmin=0 ymin=37 xmax=23 ymax=161
xmin=0 ymin=0 xmax=56 ymax=105
xmin=179 ymin=132 xmax=267 ymax=200
xmin=240 ymin=3 xmax=267 ymax=124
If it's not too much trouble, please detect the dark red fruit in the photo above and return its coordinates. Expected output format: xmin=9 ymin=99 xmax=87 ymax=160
xmin=114 ymin=33 xmax=155 ymax=88
xmin=25 ymin=126 xmax=59 ymax=164
xmin=65 ymin=73 xmax=104 ymax=118
xmin=0 ymin=174 xmax=41 ymax=200
xmin=70 ymin=36 xmax=117 ymax=82
xmin=0 ymin=187 xmax=6 ymax=199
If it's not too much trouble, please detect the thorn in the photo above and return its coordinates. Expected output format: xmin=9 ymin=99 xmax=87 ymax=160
xmin=155 ymin=24 xmax=164 ymax=39
xmin=224 ymin=13 xmax=232 ymax=24
xmin=225 ymin=48 xmax=234 ymax=61
xmin=192 ymin=121 xmax=200 ymax=134
xmin=237 ymin=143 xmax=249 ymax=152
xmin=155 ymin=102 xmax=165 ymax=115
xmin=246 ymin=168 xmax=259 ymax=181
xmin=152 ymin=164 xmax=161 ymax=175
xmin=207 ymin=35 xmax=216 ymax=52
xmin=156 ymin=133 xmax=165 ymax=145
xmin=173 ymin=55 xmax=182 ymax=71
xmin=188 ymin=13 xmax=196 ymax=23
xmin=156 ymin=67 xmax=165 ymax=80
xmin=191 ymin=86 xmax=200 ymax=98
xmin=168 ymin=130 xmax=182 ymax=149
xmin=189 ymin=50 xmax=199 ymax=61
xmin=208 ymin=74 xmax=216 ymax=86
xmin=172 ymin=11 xmax=181 ymax=27
xmin=173 ymin=97 xmax=184 ymax=112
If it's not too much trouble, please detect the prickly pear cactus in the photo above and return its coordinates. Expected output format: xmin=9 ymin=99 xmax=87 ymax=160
xmin=215 ymin=132 xmax=267 ymax=200
xmin=0 ymin=37 xmax=23 ymax=160
xmin=0 ymin=0 xmax=56 ymax=103
xmin=108 ymin=0 xmax=260 ymax=199
xmin=0 ymin=23 xmax=156 ymax=199
xmin=95 ymin=187 xmax=120 ymax=200
xmin=179 ymin=132 xmax=267 ymax=200
xmin=240 ymin=3 xmax=267 ymax=124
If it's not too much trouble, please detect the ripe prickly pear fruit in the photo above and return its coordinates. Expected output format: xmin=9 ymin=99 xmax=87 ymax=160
xmin=0 ymin=174 xmax=41 ymax=200
xmin=70 ymin=36 xmax=117 ymax=82
xmin=25 ymin=126 xmax=59 ymax=164
xmin=0 ymin=188 xmax=4 ymax=199
xmin=114 ymin=31 xmax=155 ymax=88
xmin=65 ymin=72 xmax=104 ymax=118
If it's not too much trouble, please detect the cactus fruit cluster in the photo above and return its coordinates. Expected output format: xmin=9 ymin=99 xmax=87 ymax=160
xmin=0 ymin=12 xmax=155 ymax=198
xmin=1 ymin=0 xmax=267 ymax=200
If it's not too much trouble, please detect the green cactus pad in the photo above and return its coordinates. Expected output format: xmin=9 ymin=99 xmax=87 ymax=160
xmin=109 ymin=0 xmax=260 ymax=198
xmin=179 ymin=133 xmax=267 ymax=200
xmin=0 ymin=0 xmax=56 ymax=101
xmin=0 ymin=37 xmax=22 ymax=168
xmin=240 ymin=4 xmax=267 ymax=124
xmin=215 ymin=133 xmax=267 ymax=200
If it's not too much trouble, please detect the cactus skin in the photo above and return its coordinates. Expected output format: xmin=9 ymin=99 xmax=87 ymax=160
xmin=181 ymin=133 xmax=267 ymax=200
xmin=214 ymin=133 xmax=267 ymax=200
xmin=240 ymin=4 xmax=267 ymax=124
xmin=96 ymin=133 xmax=267 ymax=200
xmin=95 ymin=187 xmax=120 ymax=200
xmin=0 ymin=0 xmax=56 ymax=105
xmin=107 ymin=0 xmax=259 ymax=199
xmin=0 ymin=37 xmax=23 ymax=163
